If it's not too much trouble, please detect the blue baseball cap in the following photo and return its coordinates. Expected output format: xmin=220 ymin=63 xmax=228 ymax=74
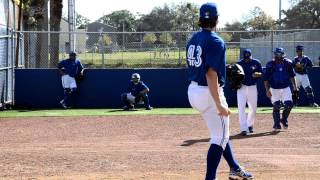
xmin=200 ymin=3 xmax=219 ymax=19
xmin=243 ymin=49 xmax=252 ymax=56
xmin=296 ymin=45 xmax=304 ymax=51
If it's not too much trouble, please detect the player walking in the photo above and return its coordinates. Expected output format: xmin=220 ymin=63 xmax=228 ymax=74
xmin=236 ymin=49 xmax=262 ymax=135
xmin=264 ymin=48 xmax=298 ymax=130
xmin=58 ymin=52 xmax=84 ymax=109
xmin=186 ymin=3 xmax=253 ymax=180
xmin=292 ymin=45 xmax=319 ymax=107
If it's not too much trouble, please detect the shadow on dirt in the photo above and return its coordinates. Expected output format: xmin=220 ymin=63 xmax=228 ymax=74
xmin=180 ymin=131 xmax=280 ymax=146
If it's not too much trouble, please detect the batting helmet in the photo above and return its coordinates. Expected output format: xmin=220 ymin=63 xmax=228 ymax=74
xmin=273 ymin=47 xmax=285 ymax=58
xmin=131 ymin=73 xmax=140 ymax=80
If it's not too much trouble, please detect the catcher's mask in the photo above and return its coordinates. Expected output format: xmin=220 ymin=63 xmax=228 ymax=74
xmin=296 ymin=45 xmax=304 ymax=56
xmin=243 ymin=49 xmax=252 ymax=59
xmin=131 ymin=73 xmax=140 ymax=84
xmin=273 ymin=47 xmax=285 ymax=59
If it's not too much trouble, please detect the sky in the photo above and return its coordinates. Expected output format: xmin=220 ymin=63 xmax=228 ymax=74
xmin=63 ymin=0 xmax=292 ymax=28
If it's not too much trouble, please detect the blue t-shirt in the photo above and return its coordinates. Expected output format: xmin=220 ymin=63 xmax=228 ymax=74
xmin=263 ymin=59 xmax=295 ymax=89
xmin=236 ymin=58 xmax=262 ymax=86
xmin=186 ymin=29 xmax=226 ymax=87
xmin=126 ymin=81 xmax=149 ymax=96
xmin=58 ymin=59 xmax=84 ymax=77
xmin=292 ymin=55 xmax=313 ymax=74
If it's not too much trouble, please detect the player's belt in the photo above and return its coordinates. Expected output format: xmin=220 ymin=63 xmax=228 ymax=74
xmin=191 ymin=81 xmax=207 ymax=87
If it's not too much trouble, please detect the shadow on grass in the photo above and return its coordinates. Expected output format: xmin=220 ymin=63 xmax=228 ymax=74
xmin=180 ymin=131 xmax=280 ymax=146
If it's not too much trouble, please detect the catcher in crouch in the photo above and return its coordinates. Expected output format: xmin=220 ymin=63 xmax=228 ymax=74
xmin=235 ymin=49 xmax=262 ymax=136
xmin=292 ymin=45 xmax=319 ymax=107
xmin=121 ymin=73 xmax=153 ymax=111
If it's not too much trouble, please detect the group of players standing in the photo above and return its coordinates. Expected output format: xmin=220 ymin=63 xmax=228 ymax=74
xmin=235 ymin=45 xmax=318 ymax=136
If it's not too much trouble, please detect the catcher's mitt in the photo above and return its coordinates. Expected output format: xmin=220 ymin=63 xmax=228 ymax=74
xmin=294 ymin=63 xmax=304 ymax=73
xmin=226 ymin=64 xmax=245 ymax=90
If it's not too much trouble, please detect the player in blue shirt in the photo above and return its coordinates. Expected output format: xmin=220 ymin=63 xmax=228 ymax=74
xmin=236 ymin=49 xmax=262 ymax=135
xmin=292 ymin=45 xmax=318 ymax=107
xmin=121 ymin=73 xmax=152 ymax=110
xmin=57 ymin=52 xmax=84 ymax=108
xmin=186 ymin=3 xmax=253 ymax=180
xmin=264 ymin=48 xmax=297 ymax=130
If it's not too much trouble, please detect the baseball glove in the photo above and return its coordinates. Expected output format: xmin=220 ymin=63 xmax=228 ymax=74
xmin=294 ymin=63 xmax=304 ymax=73
xmin=226 ymin=64 xmax=245 ymax=90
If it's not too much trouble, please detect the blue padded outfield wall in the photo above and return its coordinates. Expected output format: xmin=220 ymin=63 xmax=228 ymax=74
xmin=15 ymin=68 xmax=320 ymax=108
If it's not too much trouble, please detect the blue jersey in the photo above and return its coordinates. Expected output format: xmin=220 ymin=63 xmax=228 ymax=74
xmin=186 ymin=29 xmax=226 ymax=87
xmin=127 ymin=81 xmax=148 ymax=96
xmin=58 ymin=59 xmax=84 ymax=77
xmin=236 ymin=58 xmax=262 ymax=86
xmin=292 ymin=55 xmax=313 ymax=74
xmin=263 ymin=59 xmax=295 ymax=89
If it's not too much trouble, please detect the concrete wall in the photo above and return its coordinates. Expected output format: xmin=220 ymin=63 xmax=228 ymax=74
xmin=15 ymin=68 xmax=320 ymax=108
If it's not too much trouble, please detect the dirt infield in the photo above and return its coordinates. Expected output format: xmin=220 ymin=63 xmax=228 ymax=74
xmin=1 ymin=113 xmax=320 ymax=179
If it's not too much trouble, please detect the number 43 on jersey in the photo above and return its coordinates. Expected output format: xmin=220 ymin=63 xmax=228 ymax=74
xmin=187 ymin=45 xmax=202 ymax=67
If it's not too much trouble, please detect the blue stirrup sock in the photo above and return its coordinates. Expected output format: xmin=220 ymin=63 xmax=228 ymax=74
xmin=223 ymin=141 xmax=241 ymax=170
xmin=205 ymin=144 xmax=223 ymax=180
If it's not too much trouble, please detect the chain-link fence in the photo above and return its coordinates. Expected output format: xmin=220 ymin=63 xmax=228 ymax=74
xmin=0 ymin=31 xmax=23 ymax=108
xmin=17 ymin=29 xmax=320 ymax=69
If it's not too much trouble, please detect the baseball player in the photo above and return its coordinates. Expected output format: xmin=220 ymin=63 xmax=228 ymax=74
xmin=121 ymin=73 xmax=153 ymax=110
xmin=236 ymin=49 xmax=262 ymax=136
xmin=58 ymin=52 xmax=84 ymax=108
xmin=264 ymin=47 xmax=298 ymax=130
xmin=186 ymin=3 xmax=253 ymax=180
xmin=292 ymin=45 xmax=318 ymax=107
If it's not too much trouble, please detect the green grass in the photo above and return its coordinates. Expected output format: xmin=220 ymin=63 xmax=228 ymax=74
xmin=1 ymin=107 xmax=319 ymax=118
xmin=59 ymin=48 xmax=240 ymax=68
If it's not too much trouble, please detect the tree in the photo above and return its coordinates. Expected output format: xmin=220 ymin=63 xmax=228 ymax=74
xmin=97 ymin=10 xmax=136 ymax=32
xmin=172 ymin=2 xmax=199 ymax=31
xmin=50 ymin=0 xmax=63 ymax=67
xmin=99 ymin=34 xmax=113 ymax=46
xmin=136 ymin=4 xmax=175 ymax=31
xmin=243 ymin=7 xmax=276 ymax=31
xmin=218 ymin=33 xmax=232 ymax=42
xmin=143 ymin=33 xmax=157 ymax=44
xmin=159 ymin=32 xmax=173 ymax=45
xmin=281 ymin=0 xmax=320 ymax=28
xmin=224 ymin=21 xmax=250 ymax=42
xmin=76 ymin=13 xmax=90 ymax=29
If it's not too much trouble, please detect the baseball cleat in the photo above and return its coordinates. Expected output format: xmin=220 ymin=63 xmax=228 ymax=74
xmin=310 ymin=103 xmax=319 ymax=107
xmin=60 ymin=100 xmax=67 ymax=109
xmin=145 ymin=106 xmax=153 ymax=110
xmin=123 ymin=105 xmax=134 ymax=111
xmin=229 ymin=167 xmax=253 ymax=180
xmin=280 ymin=119 xmax=288 ymax=129
xmin=273 ymin=124 xmax=281 ymax=131
xmin=248 ymin=126 xmax=254 ymax=133
xmin=240 ymin=131 xmax=247 ymax=136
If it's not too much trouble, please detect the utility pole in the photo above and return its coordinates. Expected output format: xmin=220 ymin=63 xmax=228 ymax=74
xmin=279 ymin=0 xmax=282 ymax=22
xmin=68 ymin=0 xmax=76 ymax=52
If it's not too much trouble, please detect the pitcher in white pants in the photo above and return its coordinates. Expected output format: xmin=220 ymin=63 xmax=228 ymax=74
xmin=236 ymin=49 xmax=262 ymax=135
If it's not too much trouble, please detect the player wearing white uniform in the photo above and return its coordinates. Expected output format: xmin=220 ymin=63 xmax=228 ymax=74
xmin=292 ymin=45 xmax=319 ymax=107
xmin=236 ymin=49 xmax=262 ymax=135
xmin=186 ymin=3 xmax=253 ymax=180
xmin=264 ymin=48 xmax=297 ymax=130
